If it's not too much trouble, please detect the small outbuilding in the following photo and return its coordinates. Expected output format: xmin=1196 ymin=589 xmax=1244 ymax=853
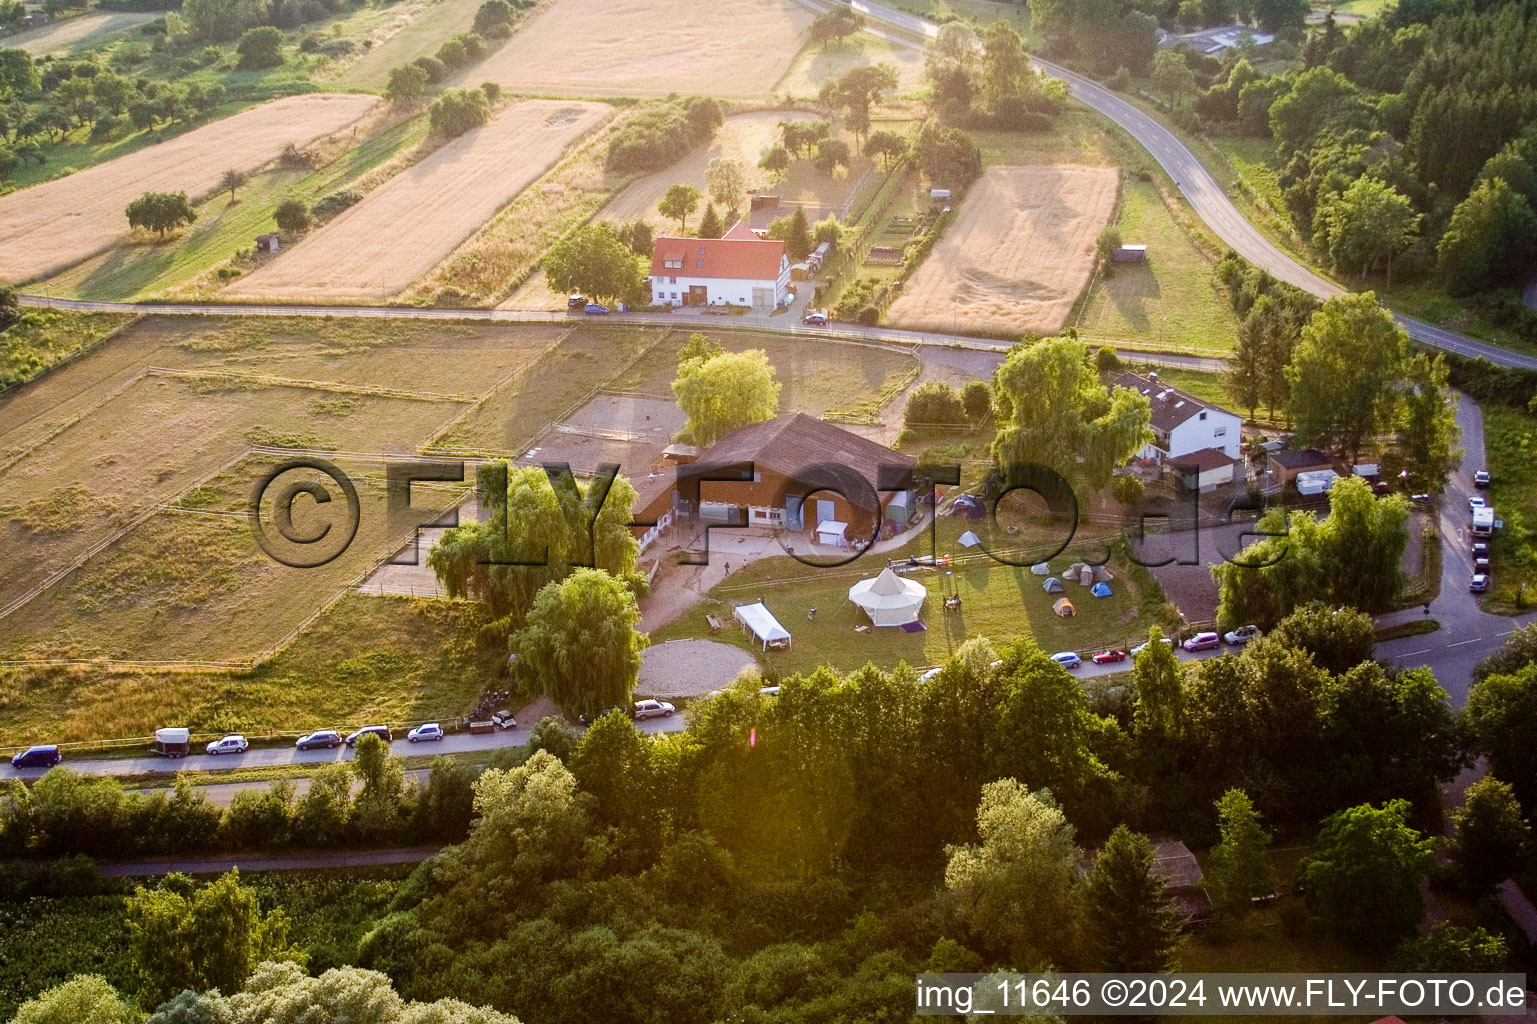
xmin=1053 ymin=597 xmax=1076 ymax=616
xmin=1111 ymin=244 xmax=1147 ymax=263
xmin=1043 ymin=577 xmax=1065 ymax=594
xmin=255 ymin=233 xmax=281 ymax=253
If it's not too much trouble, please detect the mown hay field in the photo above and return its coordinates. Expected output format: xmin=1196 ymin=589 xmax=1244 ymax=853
xmin=0 ymin=93 xmax=381 ymax=283
xmin=10 ymin=11 xmax=155 ymax=55
xmin=887 ymin=165 xmax=1119 ymax=338
xmin=230 ymin=100 xmax=612 ymax=302
xmin=473 ymin=0 xmax=813 ymax=98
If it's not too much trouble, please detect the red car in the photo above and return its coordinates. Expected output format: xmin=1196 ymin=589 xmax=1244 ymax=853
xmin=1092 ymin=649 xmax=1128 ymax=664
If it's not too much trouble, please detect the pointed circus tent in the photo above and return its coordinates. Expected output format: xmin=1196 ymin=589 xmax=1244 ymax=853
xmin=849 ymin=567 xmax=927 ymax=626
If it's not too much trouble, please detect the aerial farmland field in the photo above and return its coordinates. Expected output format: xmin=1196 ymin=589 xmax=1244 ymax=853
xmin=886 ymin=164 xmax=1120 ymax=337
xmin=8 ymin=11 xmax=156 ymax=55
xmin=0 ymin=94 xmax=381 ymax=284
xmin=473 ymin=0 xmax=813 ymax=97
xmin=230 ymin=100 xmax=612 ymax=302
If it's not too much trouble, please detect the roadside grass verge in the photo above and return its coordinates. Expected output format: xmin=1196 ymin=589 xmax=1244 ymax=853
xmin=1478 ymin=404 xmax=1537 ymax=611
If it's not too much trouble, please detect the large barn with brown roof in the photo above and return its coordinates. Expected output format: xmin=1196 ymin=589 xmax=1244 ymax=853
xmin=650 ymin=226 xmax=791 ymax=310
xmin=633 ymin=413 xmax=916 ymax=544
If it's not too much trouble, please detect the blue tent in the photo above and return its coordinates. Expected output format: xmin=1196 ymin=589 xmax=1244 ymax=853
xmin=1042 ymin=577 xmax=1064 ymax=593
xmin=1091 ymin=581 xmax=1112 ymax=598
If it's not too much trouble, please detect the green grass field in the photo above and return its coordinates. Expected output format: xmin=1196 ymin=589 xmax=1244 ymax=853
xmin=651 ymin=515 xmax=1174 ymax=676
xmin=0 ymin=310 xmax=136 ymax=388
xmin=42 ymin=115 xmax=429 ymax=302
xmin=0 ymin=592 xmax=500 ymax=744
xmin=1475 ymin=404 xmax=1537 ymax=610
xmin=1075 ymin=181 xmax=1240 ymax=355
xmin=328 ymin=0 xmax=486 ymax=90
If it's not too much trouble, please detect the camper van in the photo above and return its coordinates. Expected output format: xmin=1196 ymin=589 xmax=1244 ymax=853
xmin=1472 ymin=506 xmax=1495 ymax=537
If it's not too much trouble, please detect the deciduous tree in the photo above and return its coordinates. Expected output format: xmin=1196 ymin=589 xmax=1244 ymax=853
xmin=1206 ymin=788 xmax=1275 ymax=923
xmin=542 ymin=222 xmax=641 ymax=303
xmin=1449 ymin=776 xmax=1530 ymax=894
xmin=705 ymin=157 xmax=745 ymax=214
xmin=1296 ymin=799 xmax=1434 ymax=943
xmin=510 ymin=569 xmax=646 ymax=718
xmin=126 ymin=191 xmax=195 ymax=236
xmin=658 ymin=183 xmax=700 ymax=233
xmin=672 ymin=348 xmax=781 ymax=445
xmin=1286 ymin=292 xmax=1407 ymax=460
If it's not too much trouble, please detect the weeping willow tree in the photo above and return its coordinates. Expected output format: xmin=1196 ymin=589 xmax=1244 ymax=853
xmin=427 ymin=462 xmax=643 ymax=627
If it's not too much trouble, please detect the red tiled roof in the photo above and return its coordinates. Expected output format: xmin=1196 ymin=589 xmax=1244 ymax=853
xmin=651 ymin=235 xmax=785 ymax=281
xmin=723 ymin=220 xmax=760 ymax=240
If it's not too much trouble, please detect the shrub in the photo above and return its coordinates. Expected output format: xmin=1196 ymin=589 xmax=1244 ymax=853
xmin=480 ymin=80 xmax=501 ymax=103
xmin=1096 ymin=346 xmax=1122 ymax=372
xmin=456 ymin=31 xmax=485 ymax=61
xmin=606 ymin=98 xmax=720 ymax=172
xmin=412 ymin=54 xmax=447 ymax=83
xmin=1112 ymin=473 xmax=1145 ymax=505
xmin=473 ymin=0 xmax=513 ymax=35
xmin=961 ymin=379 xmax=992 ymax=421
xmin=235 ymin=26 xmax=283 ymax=70
xmin=386 ymin=63 xmax=429 ymax=105
xmin=311 ymin=188 xmax=362 ymax=221
xmin=436 ymin=36 xmax=467 ymax=68
xmin=429 ymin=87 xmax=491 ymax=138
xmin=273 ymin=197 xmax=312 ymax=232
xmin=903 ymin=382 xmax=966 ymax=430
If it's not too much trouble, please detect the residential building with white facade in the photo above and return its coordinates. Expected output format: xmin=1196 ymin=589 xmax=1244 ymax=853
xmin=649 ymin=222 xmax=791 ymax=310
xmin=1115 ymin=370 xmax=1244 ymax=490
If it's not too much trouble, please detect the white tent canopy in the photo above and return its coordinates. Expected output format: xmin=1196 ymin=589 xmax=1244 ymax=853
xmin=957 ymin=530 xmax=981 ymax=548
xmin=734 ymin=602 xmax=792 ymax=649
xmin=815 ymin=520 xmax=848 ymax=545
xmin=848 ymin=567 xmax=927 ymax=626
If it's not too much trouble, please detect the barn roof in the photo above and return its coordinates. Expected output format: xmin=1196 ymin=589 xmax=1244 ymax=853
xmin=698 ymin=414 xmax=915 ymax=506
xmin=651 ymin=234 xmax=785 ymax=281
xmin=1171 ymin=446 xmax=1238 ymax=473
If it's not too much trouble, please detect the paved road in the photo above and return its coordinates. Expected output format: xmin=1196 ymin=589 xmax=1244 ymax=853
xmin=3 ymin=714 xmax=687 ymax=781
xmin=97 ymin=846 xmax=439 ymax=877
xmin=14 ymin=294 xmax=1229 ymax=372
xmin=840 ymin=0 xmax=1537 ymax=371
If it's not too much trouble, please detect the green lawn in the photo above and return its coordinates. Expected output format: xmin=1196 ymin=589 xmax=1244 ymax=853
xmin=328 ymin=0 xmax=486 ymax=90
xmin=1476 ymin=404 xmax=1537 ymax=611
xmin=41 ymin=115 xmax=429 ymax=302
xmin=1075 ymin=181 xmax=1240 ymax=356
xmin=0 ymin=310 xmax=136 ymax=388
xmin=651 ymin=514 xmax=1175 ymax=677
xmin=0 ymin=592 xmax=501 ymax=746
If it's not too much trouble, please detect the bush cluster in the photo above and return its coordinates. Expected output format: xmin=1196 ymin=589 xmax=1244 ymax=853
xmin=605 ymin=97 xmax=723 ymax=173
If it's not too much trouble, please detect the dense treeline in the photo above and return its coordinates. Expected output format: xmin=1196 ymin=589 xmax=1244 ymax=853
xmin=605 ymin=97 xmax=723 ymax=173
xmin=1196 ymin=0 xmax=1537 ymax=298
xmin=0 ymin=743 xmax=485 ymax=861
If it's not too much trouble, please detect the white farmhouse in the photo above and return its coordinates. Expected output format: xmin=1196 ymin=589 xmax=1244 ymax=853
xmin=649 ymin=222 xmax=791 ymax=310
xmin=1115 ymin=370 xmax=1244 ymax=490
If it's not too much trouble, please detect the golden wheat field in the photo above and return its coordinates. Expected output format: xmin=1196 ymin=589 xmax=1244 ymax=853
xmin=0 ymin=94 xmax=381 ymax=284
xmin=473 ymin=0 xmax=813 ymax=98
xmin=886 ymin=165 xmax=1120 ymax=338
xmin=229 ymin=100 xmax=612 ymax=303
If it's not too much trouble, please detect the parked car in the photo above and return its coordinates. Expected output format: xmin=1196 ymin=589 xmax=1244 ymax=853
xmin=346 ymin=725 xmax=392 ymax=747
xmin=407 ymin=723 xmax=444 ymax=742
xmin=919 ymin=667 xmax=943 ymax=682
xmin=566 ymin=293 xmax=586 ymax=310
xmin=490 ymin=710 xmax=516 ymax=730
xmin=10 ymin=745 xmax=61 ymax=769
xmin=1472 ymin=541 xmax=1490 ymax=557
xmin=1050 ymin=651 xmax=1082 ymax=670
xmin=633 ymin=699 xmax=675 ymax=720
xmin=1224 ymin=624 xmax=1262 ymax=646
xmin=205 ymin=735 xmax=248 ymax=756
xmin=759 ymin=685 xmax=780 ymax=697
xmin=1471 ymin=573 xmax=1491 ymax=592
xmin=1183 ymin=631 xmax=1221 ymax=651
xmin=1131 ymin=637 xmax=1174 ymax=655
xmin=1475 ymin=557 xmax=1492 ymax=574
xmin=1372 ymin=481 xmax=1392 ymax=494
xmin=802 ymin=310 xmax=829 ymax=325
xmin=1092 ymin=649 xmax=1127 ymax=664
xmin=295 ymin=730 xmax=342 ymax=750
xmin=583 ymin=303 xmax=609 ymax=315
xmin=1475 ymin=469 xmax=1491 ymax=488
xmin=1470 ymin=495 xmax=1487 ymax=511
xmin=1410 ymin=493 xmax=1432 ymax=506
